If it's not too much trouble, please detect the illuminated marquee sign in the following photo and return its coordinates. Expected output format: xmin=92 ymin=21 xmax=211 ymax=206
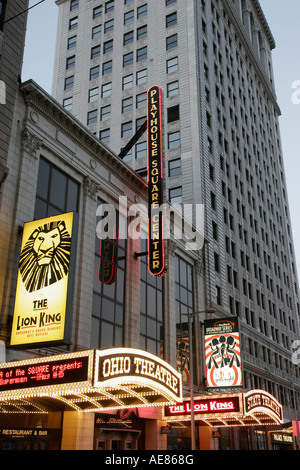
xmin=95 ymin=348 xmax=182 ymax=402
xmin=147 ymin=85 xmax=166 ymax=277
xmin=165 ymin=396 xmax=240 ymax=417
xmin=244 ymin=390 xmax=282 ymax=422
xmin=204 ymin=317 xmax=243 ymax=391
xmin=10 ymin=212 xmax=77 ymax=347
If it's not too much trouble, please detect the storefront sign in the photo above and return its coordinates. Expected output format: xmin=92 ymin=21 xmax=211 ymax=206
xmin=164 ymin=396 xmax=240 ymax=417
xmin=244 ymin=390 xmax=282 ymax=421
xmin=271 ymin=433 xmax=293 ymax=444
xmin=204 ymin=317 xmax=243 ymax=391
xmin=95 ymin=348 xmax=182 ymax=401
xmin=147 ymin=85 xmax=166 ymax=277
xmin=10 ymin=212 xmax=77 ymax=347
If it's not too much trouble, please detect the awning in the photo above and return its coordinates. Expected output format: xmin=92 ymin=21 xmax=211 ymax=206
xmin=0 ymin=348 xmax=182 ymax=413
xmin=163 ymin=389 xmax=283 ymax=427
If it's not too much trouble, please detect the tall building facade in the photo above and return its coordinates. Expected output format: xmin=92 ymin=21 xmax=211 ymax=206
xmin=51 ymin=0 xmax=300 ymax=443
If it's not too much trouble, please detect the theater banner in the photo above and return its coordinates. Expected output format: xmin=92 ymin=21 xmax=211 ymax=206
xmin=147 ymin=85 xmax=166 ymax=277
xmin=10 ymin=212 xmax=77 ymax=347
xmin=204 ymin=317 xmax=243 ymax=391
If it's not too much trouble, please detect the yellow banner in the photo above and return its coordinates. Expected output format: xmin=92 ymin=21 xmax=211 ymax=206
xmin=10 ymin=212 xmax=75 ymax=347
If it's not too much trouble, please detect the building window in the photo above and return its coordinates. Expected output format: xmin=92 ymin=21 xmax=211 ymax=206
xmin=175 ymin=255 xmax=194 ymax=382
xmin=136 ymin=69 xmax=147 ymax=85
xmin=169 ymin=158 xmax=181 ymax=177
xmin=169 ymin=186 xmax=182 ymax=204
xmin=124 ymin=10 xmax=134 ymax=24
xmin=100 ymin=128 xmax=110 ymax=143
xmin=105 ymin=0 xmax=114 ymax=13
xmin=92 ymin=24 xmax=102 ymax=39
xmin=137 ymin=25 xmax=147 ymax=40
xmin=121 ymin=121 xmax=132 ymax=138
xmin=103 ymin=39 xmax=113 ymax=53
xmin=137 ymin=46 xmax=147 ymax=62
xmin=91 ymin=200 xmax=127 ymax=349
xmin=167 ymin=56 xmax=178 ymax=73
xmin=166 ymin=0 xmax=176 ymax=5
xmin=102 ymin=60 xmax=112 ymax=75
xmin=123 ymin=30 xmax=134 ymax=45
xmin=90 ymin=65 xmax=100 ymax=80
xmin=91 ymin=45 xmax=101 ymax=59
xmin=89 ymin=87 xmax=99 ymax=102
xmin=136 ymin=141 xmax=146 ymax=159
xmin=101 ymin=82 xmax=112 ymax=97
xmin=122 ymin=97 xmax=133 ymax=113
xmin=168 ymin=104 xmax=179 ymax=122
xmin=140 ymin=237 xmax=164 ymax=357
xmin=122 ymin=74 xmax=133 ymax=89
xmin=123 ymin=51 xmax=133 ymax=67
xmin=166 ymin=12 xmax=177 ymax=27
xmin=64 ymin=76 xmax=74 ymax=90
xmin=70 ymin=0 xmax=79 ymax=11
xmin=168 ymin=130 xmax=180 ymax=149
xmin=93 ymin=6 xmax=102 ymax=19
xmin=63 ymin=97 xmax=73 ymax=111
xmin=167 ymin=80 xmax=179 ymax=97
xmin=166 ymin=33 xmax=178 ymax=50
xmin=69 ymin=16 xmax=78 ymax=30
xmin=87 ymin=109 xmax=98 ymax=125
xmin=137 ymin=4 xmax=147 ymax=18
xmin=34 ymin=157 xmax=79 ymax=219
xmin=100 ymin=104 xmax=111 ymax=120
xmin=66 ymin=55 xmax=75 ymax=69
xmin=136 ymin=92 xmax=146 ymax=108
xmin=67 ymin=36 xmax=77 ymax=49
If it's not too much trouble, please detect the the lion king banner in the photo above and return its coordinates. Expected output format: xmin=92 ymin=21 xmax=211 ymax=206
xmin=204 ymin=317 xmax=243 ymax=392
xmin=11 ymin=212 xmax=77 ymax=347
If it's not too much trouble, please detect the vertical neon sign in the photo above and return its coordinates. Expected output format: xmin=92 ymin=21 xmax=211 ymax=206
xmin=147 ymin=85 xmax=166 ymax=277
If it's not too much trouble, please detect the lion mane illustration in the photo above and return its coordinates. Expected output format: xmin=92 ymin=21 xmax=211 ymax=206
xmin=19 ymin=220 xmax=72 ymax=293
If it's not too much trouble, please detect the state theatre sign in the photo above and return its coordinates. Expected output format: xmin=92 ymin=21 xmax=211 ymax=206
xmin=0 ymin=349 xmax=182 ymax=414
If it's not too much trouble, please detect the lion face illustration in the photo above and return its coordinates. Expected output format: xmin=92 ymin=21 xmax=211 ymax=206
xmin=19 ymin=220 xmax=72 ymax=293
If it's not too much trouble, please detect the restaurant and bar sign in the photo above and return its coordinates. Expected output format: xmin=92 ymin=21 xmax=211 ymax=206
xmin=10 ymin=212 xmax=77 ymax=347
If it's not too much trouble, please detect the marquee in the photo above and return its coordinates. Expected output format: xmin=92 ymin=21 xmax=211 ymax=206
xmin=0 ymin=349 xmax=182 ymax=413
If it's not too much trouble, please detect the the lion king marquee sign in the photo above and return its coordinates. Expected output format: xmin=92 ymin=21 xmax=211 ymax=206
xmin=11 ymin=212 xmax=77 ymax=347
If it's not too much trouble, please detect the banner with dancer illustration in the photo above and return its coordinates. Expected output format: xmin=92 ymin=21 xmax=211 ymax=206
xmin=204 ymin=317 xmax=243 ymax=391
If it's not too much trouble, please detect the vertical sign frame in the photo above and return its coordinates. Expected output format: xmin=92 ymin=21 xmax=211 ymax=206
xmin=147 ymin=85 xmax=166 ymax=277
xmin=204 ymin=317 xmax=243 ymax=392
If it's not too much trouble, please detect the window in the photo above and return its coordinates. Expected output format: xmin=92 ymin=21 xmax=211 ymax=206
xmin=137 ymin=46 xmax=147 ymax=62
xmin=91 ymin=45 xmax=100 ymax=59
xmin=100 ymin=128 xmax=110 ymax=143
xmin=102 ymin=60 xmax=112 ymax=75
xmin=105 ymin=1 xmax=114 ymax=13
xmin=136 ymin=141 xmax=147 ymax=159
xmin=169 ymin=158 xmax=181 ymax=177
xmin=140 ymin=237 xmax=164 ymax=357
xmin=136 ymin=92 xmax=146 ymax=108
xmin=168 ymin=104 xmax=179 ymax=122
xmin=91 ymin=200 xmax=127 ymax=349
xmin=168 ymin=130 xmax=180 ymax=149
xmin=124 ymin=10 xmax=134 ymax=24
xmin=69 ymin=16 xmax=78 ymax=30
xmin=167 ymin=56 xmax=178 ymax=73
xmin=92 ymin=25 xmax=102 ymax=38
xmin=103 ymin=39 xmax=113 ymax=53
xmin=104 ymin=19 xmax=114 ymax=33
xmin=90 ymin=65 xmax=100 ymax=80
xmin=166 ymin=0 xmax=176 ymax=5
xmin=64 ymin=76 xmax=74 ymax=90
xmin=166 ymin=12 xmax=177 ymax=27
xmin=122 ymin=97 xmax=133 ymax=113
xmin=121 ymin=121 xmax=132 ymax=138
xmin=167 ymin=80 xmax=179 ymax=97
xmin=101 ymin=82 xmax=112 ymax=97
xmin=67 ymin=36 xmax=77 ymax=49
xmin=93 ymin=6 xmax=102 ymax=18
xmin=34 ymin=157 xmax=79 ymax=220
xmin=137 ymin=25 xmax=147 ymax=40
xmin=166 ymin=33 xmax=178 ymax=50
xmin=101 ymin=105 xmax=111 ymax=120
xmin=136 ymin=69 xmax=147 ymax=84
xmin=70 ymin=0 xmax=79 ymax=11
xmin=89 ymin=87 xmax=99 ymax=102
xmin=63 ymin=97 xmax=73 ymax=111
xmin=123 ymin=52 xmax=133 ymax=67
xmin=137 ymin=4 xmax=147 ymax=18
xmin=66 ymin=55 xmax=75 ymax=69
xmin=123 ymin=31 xmax=134 ymax=45
xmin=87 ymin=109 xmax=97 ymax=125
xmin=169 ymin=187 xmax=182 ymax=204
xmin=122 ymin=74 xmax=133 ymax=89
